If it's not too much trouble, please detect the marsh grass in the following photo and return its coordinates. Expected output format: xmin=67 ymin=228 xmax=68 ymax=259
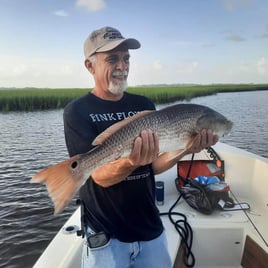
xmin=0 ymin=88 xmax=89 ymax=112
xmin=1 ymin=84 xmax=268 ymax=112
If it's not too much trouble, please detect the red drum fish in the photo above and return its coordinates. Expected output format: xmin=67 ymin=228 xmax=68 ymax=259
xmin=31 ymin=104 xmax=233 ymax=214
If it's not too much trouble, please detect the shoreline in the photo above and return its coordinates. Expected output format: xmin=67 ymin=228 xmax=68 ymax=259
xmin=1 ymin=84 xmax=268 ymax=112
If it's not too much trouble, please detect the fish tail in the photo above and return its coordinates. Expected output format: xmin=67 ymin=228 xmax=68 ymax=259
xmin=31 ymin=155 xmax=85 ymax=214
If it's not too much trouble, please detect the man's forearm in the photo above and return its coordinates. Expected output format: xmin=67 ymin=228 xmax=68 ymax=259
xmin=91 ymin=158 xmax=138 ymax=187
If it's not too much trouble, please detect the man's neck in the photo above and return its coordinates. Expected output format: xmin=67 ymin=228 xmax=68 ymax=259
xmin=91 ymin=88 xmax=124 ymax=101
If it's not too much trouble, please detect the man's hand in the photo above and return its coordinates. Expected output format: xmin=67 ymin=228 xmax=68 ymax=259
xmin=128 ymin=129 xmax=159 ymax=167
xmin=186 ymin=129 xmax=219 ymax=154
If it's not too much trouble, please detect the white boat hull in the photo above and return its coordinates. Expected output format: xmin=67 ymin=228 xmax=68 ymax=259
xmin=33 ymin=142 xmax=268 ymax=268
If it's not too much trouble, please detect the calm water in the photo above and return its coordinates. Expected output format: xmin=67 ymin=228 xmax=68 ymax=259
xmin=1 ymin=90 xmax=268 ymax=268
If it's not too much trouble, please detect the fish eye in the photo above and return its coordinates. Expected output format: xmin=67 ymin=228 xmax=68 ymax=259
xmin=71 ymin=161 xmax=78 ymax=169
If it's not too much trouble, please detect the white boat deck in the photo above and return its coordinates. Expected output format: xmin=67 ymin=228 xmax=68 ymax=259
xmin=156 ymin=163 xmax=248 ymax=268
xmin=33 ymin=143 xmax=268 ymax=268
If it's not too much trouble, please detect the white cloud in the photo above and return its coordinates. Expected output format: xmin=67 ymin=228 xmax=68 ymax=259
xmin=129 ymin=59 xmax=201 ymax=86
xmin=53 ymin=10 xmax=69 ymax=17
xmin=0 ymin=55 xmax=91 ymax=88
xmin=257 ymin=57 xmax=268 ymax=75
xmin=176 ymin=61 xmax=199 ymax=74
xmin=152 ymin=60 xmax=163 ymax=71
xmin=76 ymin=0 xmax=106 ymax=12
xmin=1 ymin=54 xmax=267 ymax=88
xmin=13 ymin=64 xmax=28 ymax=76
xmin=224 ymin=57 xmax=268 ymax=83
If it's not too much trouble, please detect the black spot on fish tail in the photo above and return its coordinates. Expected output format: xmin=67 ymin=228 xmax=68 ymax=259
xmin=71 ymin=161 xmax=78 ymax=169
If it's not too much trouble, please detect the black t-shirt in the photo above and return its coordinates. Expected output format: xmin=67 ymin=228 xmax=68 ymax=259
xmin=63 ymin=92 xmax=163 ymax=242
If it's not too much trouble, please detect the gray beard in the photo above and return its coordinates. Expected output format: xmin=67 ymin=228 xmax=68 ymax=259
xmin=108 ymin=80 xmax=128 ymax=95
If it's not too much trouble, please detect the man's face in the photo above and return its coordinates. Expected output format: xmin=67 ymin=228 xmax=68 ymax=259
xmin=94 ymin=47 xmax=130 ymax=95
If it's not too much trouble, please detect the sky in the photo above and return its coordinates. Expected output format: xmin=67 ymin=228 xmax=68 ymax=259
xmin=1 ymin=0 xmax=268 ymax=88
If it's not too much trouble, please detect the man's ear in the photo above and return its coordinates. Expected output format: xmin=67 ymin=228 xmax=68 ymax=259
xmin=84 ymin=59 xmax=95 ymax=74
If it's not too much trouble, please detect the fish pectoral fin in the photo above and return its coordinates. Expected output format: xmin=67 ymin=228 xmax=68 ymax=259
xmin=166 ymin=149 xmax=187 ymax=162
xmin=165 ymin=135 xmax=197 ymax=162
xmin=31 ymin=156 xmax=85 ymax=214
xmin=178 ymin=132 xmax=194 ymax=145
xmin=92 ymin=110 xmax=155 ymax=145
xmin=184 ymin=135 xmax=200 ymax=151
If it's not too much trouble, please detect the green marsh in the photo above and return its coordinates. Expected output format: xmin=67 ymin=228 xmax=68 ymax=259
xmin=1 ymin=84 xmax=268 ymax=112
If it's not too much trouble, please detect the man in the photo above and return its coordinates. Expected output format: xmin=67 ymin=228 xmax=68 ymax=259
xmin=63 ymin=26 xmax=218 ymax=268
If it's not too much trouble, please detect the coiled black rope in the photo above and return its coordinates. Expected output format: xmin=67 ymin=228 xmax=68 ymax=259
xmin=159 ymin=194 xmax=195 ymax=267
